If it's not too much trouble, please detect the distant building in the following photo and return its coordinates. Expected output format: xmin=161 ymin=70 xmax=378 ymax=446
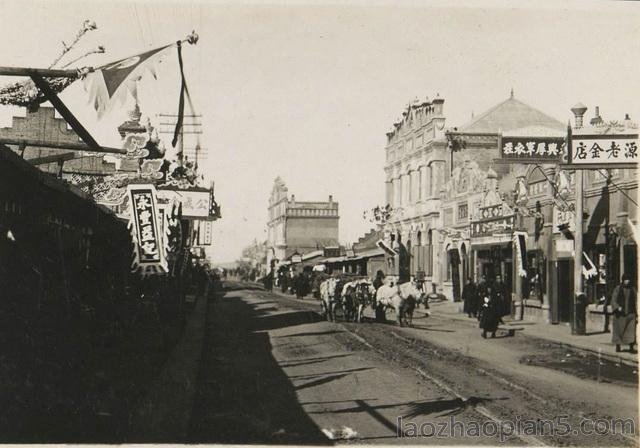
xmin=267 ymin=177 xmax=339 ymax=266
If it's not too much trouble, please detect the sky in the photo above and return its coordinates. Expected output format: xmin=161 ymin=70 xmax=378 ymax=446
xmin=1 ymin=0 xmax=639 ymax=263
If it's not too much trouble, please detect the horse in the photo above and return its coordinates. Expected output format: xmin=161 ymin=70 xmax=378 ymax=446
xmin=340 ymin=281 xmax=358 ymax=322
xmin=320 ymin=277 xmax=343 ymax=322
xmin=319 ymin=278 xmax=337 ymax=321
xmin=376 ymin=281 xmax=429 ymax=327
xmin=354 ymin=280 xmax=376 ymax=323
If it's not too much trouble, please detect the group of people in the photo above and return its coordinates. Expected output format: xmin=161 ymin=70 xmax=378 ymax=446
xmin=461 ymin=274 xmax=511 ymax=339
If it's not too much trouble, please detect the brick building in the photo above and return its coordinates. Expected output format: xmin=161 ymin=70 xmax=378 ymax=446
xmin=266 ymin=177 xmax=339 ymax=266
xmin=0 ymin=107 xmax=115 ymax=177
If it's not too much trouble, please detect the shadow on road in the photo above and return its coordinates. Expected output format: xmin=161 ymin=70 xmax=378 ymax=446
xmin=279 ymin=353 xmax=353 ymax=368
xmin=274 ymin=330 xmax=346 ymax=339
xmin=188 ymin=293 xmax=331 ymax=445
xmin=252 ymin=310 xmax=321 ymax=332
xmin=403 ymin=396 xmax=504 ymax=418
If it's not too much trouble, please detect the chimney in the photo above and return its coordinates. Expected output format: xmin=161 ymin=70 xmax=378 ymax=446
xmin=571 ymin=103 xmax=588 ymax=129
xmin=590 ymin=106 xmax=603 ymax=126
xmin=432 ymin=96 xmax=445 ymax=115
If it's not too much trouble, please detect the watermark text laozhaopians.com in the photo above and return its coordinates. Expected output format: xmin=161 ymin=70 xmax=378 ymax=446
xmin=397 ymin=415 xmax=636 ymax=441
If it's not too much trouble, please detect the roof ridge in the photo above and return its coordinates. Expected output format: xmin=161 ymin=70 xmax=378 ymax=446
xmin=459 ymin=96 xmax=515 ymax=130
xmin=459 ymin=96 xmax=564 ymax=132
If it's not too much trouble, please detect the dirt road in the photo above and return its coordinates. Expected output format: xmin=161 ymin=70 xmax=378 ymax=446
xmin=188 ymin=283 xmax=638 ymax=445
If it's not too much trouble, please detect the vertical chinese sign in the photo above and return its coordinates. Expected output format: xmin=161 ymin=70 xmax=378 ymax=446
xmin=128 ymin=184 xmax=168 ymax=275
xmin=197 ymin=220 xmax=213 ymax=246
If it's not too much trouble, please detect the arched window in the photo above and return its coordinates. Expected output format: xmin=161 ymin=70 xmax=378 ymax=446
xmin=417 ymin=231 xmax=422 ymax=246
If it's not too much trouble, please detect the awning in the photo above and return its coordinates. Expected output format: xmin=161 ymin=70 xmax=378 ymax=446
xmin=351 ymin=247 xmax=385 ymax=260
xmin=376 ymin=239 xmax=397 ymax=256
xmin=582 ymin=252 xmax=598 ymax=279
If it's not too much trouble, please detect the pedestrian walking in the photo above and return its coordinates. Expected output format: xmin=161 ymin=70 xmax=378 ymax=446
xmin=479 ymin=284 xmax=499 ymax=339
xmin=462 ymin=277 xmax=478 ymax=318
xmin=611 ymin=273 xmax=637 ymax=353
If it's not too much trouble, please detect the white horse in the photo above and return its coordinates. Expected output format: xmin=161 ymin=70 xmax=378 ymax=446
xmin=376 ymin=281 xmax=429 ymax=326
xmin=320 ymin=277 xmax=340 ymax=321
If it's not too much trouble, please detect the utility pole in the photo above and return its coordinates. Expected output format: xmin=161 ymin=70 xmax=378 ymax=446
xmin=157 ymin=113 xmax=205 ymax=165
xmin=568 ymin=106 xmax=586 ymax=335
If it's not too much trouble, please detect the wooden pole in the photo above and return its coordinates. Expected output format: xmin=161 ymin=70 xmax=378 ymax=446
xmin=0 ymin=137 xmax=126 ymax=154
xmin=30 ymin=74 xmax=104 ymax=152
xmin=571 ymin=123 xmax=584 ymax=334
xmin=0 ymin=66 xmax=81 ymax=78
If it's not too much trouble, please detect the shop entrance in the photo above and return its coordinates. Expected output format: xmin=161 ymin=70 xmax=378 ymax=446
xmin=556 ymin=260 xmax=574 ymax=323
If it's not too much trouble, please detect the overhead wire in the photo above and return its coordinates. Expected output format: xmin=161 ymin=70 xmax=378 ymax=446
xmin=596 ymin=169 xmax=638 ymax=206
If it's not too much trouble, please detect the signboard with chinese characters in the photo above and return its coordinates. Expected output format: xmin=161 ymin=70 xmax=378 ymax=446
xmin=569 ymin=134 xmax=638 ymax=168
xmin=157 ymin=187 xmax=212 ymax=219
xmin=128 ymin=185 xmax=168 ymax=275
xmin=197 ymin=220 xmax=213 ymax=246
xmin=552 ymin=204 xmax=575 ymax=234
xmin=500 ymin=136 xmax=566 ymax=162
xmin=471 ymin=215 xmax=515 ymax=238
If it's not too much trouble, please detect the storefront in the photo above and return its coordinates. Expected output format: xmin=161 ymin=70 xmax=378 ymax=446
xmin=470 ymin=204 xmax=515 ymax=294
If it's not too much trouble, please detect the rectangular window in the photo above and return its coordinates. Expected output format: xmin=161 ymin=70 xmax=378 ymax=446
xmin=458 ymin=203 xmax=468 ymax=221
xmin=418 ymin=169 xmax=423 ymax=200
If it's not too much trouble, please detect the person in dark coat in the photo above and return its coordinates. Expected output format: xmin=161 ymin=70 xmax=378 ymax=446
xmin=462 ymin=278 xmax=478 ymax=318
xmin=295 ymin=272 xmax=306 ymax=299
xmin=479 ymin=284 xmax=500 ymax=338
xmin=611 ymin=273 xmax=637 ymax=353
xmin=494 ymin=274 xmax=510 ymax=323
xmin=372 ymin=270 xmax=386 ymax=322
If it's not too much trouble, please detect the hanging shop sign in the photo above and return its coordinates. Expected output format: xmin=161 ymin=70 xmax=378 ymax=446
xmin=568 ymin=134 xmax=638 ymax=168
xmin=127 ymin=184 xmax=168 ymax=275
xmin=552 ymin=204 xmax=575 ymax=234
xmin=500 ymin=136 xmax=566 ymax=162
xmin=471 ymin=215 xmax=515 ymax=238
xmin=513 ymin=231 xmax=527 ymax=277
xmin=157 ymin=187 xmax=212 ymax=219
xmin=197 ymin=220 xmax=213 ymax=246
xmin=471 ymin=204 xmax=516 ymax=238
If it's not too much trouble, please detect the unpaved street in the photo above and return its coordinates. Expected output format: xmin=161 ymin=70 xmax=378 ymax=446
xmin=188 ymin=283 xmax=638 ymax=445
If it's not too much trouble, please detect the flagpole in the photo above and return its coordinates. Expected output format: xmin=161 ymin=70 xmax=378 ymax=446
xmin=0 ymin=31 xmax=199 ymax=78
